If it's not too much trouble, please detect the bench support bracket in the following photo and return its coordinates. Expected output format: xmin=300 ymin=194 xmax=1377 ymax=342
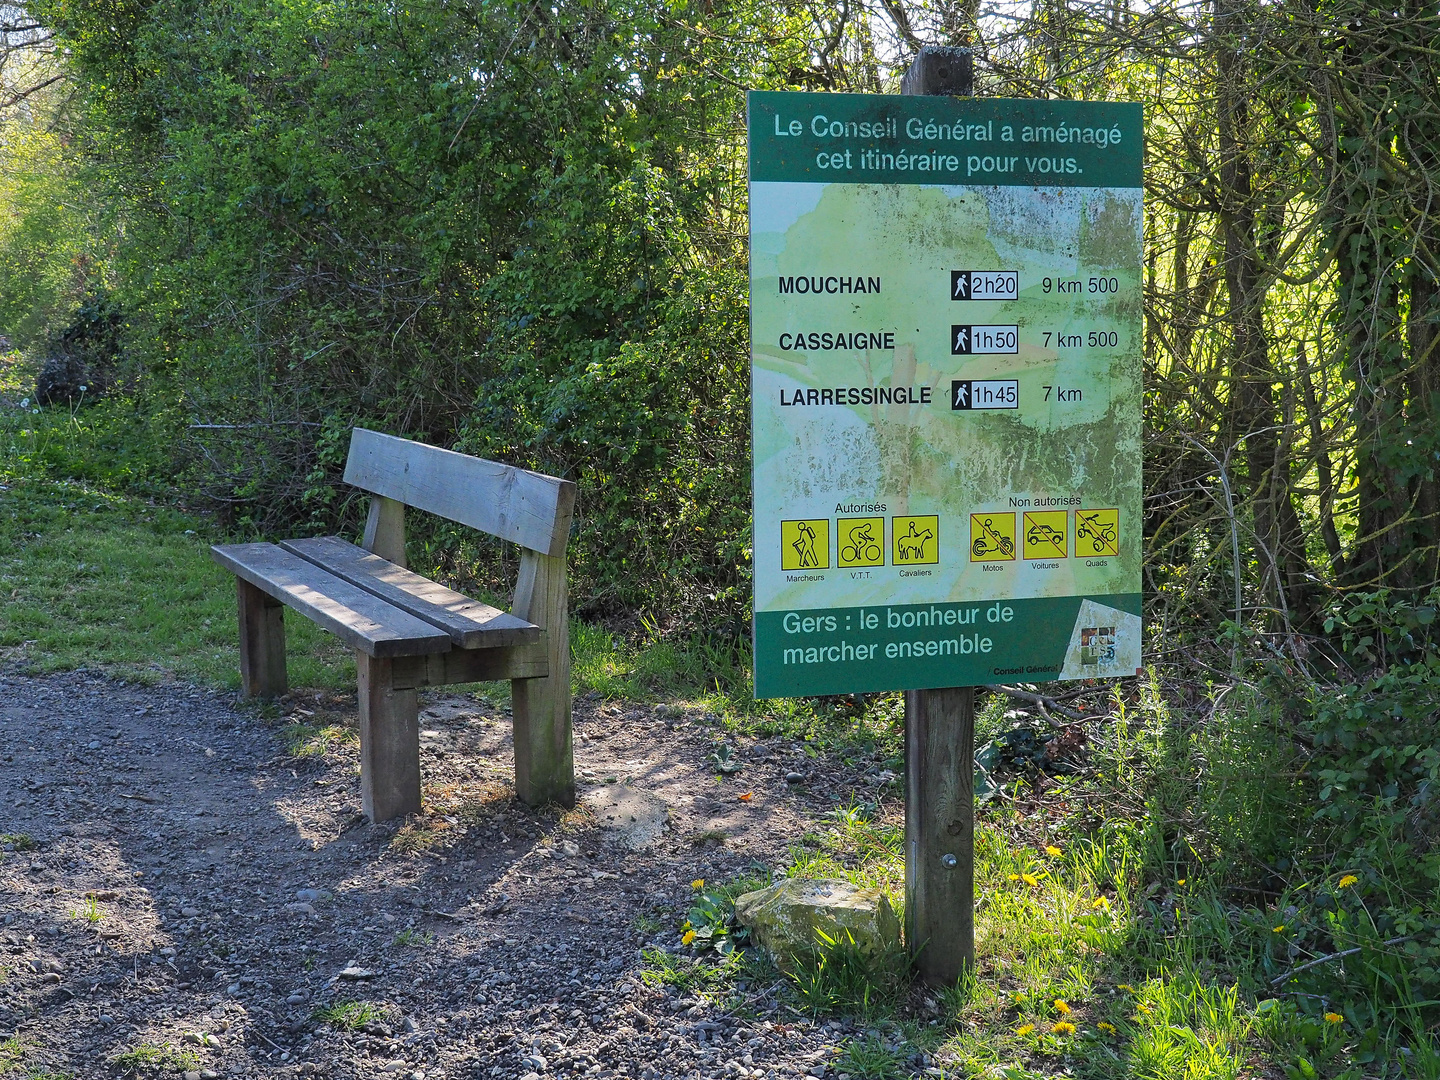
xmin=357 ymin=653 xmax=422 ymax=821
xmin=236 ymin=578 xmax=287 ymax=699
xmin=511 ymin=549 xmax=575 ymax=808
xmin=363 ymin=496 xmax=407 ymax=568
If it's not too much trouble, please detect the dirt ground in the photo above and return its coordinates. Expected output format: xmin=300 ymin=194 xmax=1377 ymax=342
xmin=0 ymin=671 xmax=913 ymax=1080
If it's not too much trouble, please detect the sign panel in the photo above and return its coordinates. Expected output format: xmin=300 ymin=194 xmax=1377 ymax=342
xmin=749 ymin=91 xmax=1143 ymax=698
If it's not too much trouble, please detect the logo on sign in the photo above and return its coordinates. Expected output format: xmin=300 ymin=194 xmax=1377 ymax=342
xmin=951 ymin=324 xmax=1019 ymax=355
xmin=952 ymin=380 xmax=1019 ymax=410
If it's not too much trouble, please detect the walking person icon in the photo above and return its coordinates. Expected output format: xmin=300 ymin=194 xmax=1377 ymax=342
xmin=793 ymin=521 xmax=819 ymax=568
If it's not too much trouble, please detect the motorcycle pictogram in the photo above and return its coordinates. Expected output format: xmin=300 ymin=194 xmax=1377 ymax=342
xmin=971 ymin=516 xmax=1016 ymax=559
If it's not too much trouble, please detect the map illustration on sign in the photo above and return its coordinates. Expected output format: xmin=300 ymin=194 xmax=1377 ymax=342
xmin=749 ymin=91 xmax=1143 ymax=697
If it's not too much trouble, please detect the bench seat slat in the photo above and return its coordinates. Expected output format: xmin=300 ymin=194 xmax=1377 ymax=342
xmin=211 ymin=542 xmax=452 ymax=658
xmin=280 ymin=536 xmax=541 ymax=649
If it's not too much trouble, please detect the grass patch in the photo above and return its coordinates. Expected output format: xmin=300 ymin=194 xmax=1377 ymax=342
xmin=835 ymin=1035 xmax=905 ymax=1080
xmin=278 ymin=721 xmax=356 ymax=757
xmin=0 ymin=834 xmax=35 ymax=852
xmin=310 ymin=1000 xmax=388 ymax=1031
xmin=789 ymin=930 xmax=908 ymax=1019
xmin=393 ymin=928 xmax=433 ymax=948
xmin=0 ymin=477 xmax=353 ymax=687
xmin=67 ymin=895 xmax=103 ymax=924
xmin=109 ymin=1044 xmax=198 ymax=1074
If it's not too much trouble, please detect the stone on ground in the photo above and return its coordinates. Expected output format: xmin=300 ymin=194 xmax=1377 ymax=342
xmin=582 ymin=784 xmax=669 ymax=851
xmin=734 ymin=877 xmax=901 ymax=969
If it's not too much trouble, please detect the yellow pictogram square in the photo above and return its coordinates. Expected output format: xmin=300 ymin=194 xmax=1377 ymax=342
xmin=1076 ymin=508 xmax=1120 ymax=556
xmin=970 ymin=512 xmax=1016 ymax=562
xmin=1022 ymin=510 xmax=1068 ymax=559
xmin=781 ymin=519 xmax=830 ymax=570
xmin=838 ymin=517 xmax=885 ymax=567
xmin=892 ymin=515 xmax=939 ymax=565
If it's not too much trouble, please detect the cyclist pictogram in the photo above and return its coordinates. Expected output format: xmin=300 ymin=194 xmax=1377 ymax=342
xmin=1022 ymin=510 xmax=1068 ymax=559
xmin=838 ymin=517 xmax=885 ymax=567
xmin=969 ymin=513 xmax=1016 ymax=561
xmin=781 ymin=518 xmax=830 ymax=570
xmin=1076 ymin=508 xmax=1119 ymax=556
xmin=891 ymin=516 xmax=939 ymax=565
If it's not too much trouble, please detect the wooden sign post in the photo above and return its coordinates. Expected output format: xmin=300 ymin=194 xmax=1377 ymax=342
xmin=902 ymin=46 xmax=976 ymax=987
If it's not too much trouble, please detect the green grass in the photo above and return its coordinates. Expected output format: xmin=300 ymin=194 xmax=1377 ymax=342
xmin=0 ymin=834 xmax=36 ymax=852
xmin=310 ymin=1000 xmax=388 ymax=1030
xmin=279 ymin=720 xmax=357 ymax=757
xmin=392 ymin=927 xmax=433 ymax=948
xmin=68 ymin=896 xmax=103 ymax=924
xmin=109 ymin=1044 xmax=198 ymax=1073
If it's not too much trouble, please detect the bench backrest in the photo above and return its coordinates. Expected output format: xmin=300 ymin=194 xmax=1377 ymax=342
xmin=343 ymin=428 xmax=576 ymax=558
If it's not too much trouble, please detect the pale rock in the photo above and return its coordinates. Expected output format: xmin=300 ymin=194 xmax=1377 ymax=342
xmin=734 ymin=878 xmax=900 ymax=970
xmin=581 ymin=786 xmax=668 ymax=852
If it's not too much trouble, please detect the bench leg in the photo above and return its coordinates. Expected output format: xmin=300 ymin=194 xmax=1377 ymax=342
xmin=357 ymin=653 xmax=422 ymax=822
xmin=511 ymin=550 xmax=575 ymax=808
xmin=236 ymin=578 xmax=287 ymax=699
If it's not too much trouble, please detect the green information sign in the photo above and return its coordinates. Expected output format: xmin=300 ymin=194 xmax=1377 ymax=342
xmin=749 ymin=90 xmax=1143 ymax=699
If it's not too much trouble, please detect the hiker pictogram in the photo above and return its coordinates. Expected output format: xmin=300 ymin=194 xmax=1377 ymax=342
xmin=780 ymin=518 xmax=830 ymax=570
xmin=891 ymin=516 xmax=939 ymax=565
xmin=1022 ymin=510 xmax=1068 ymax=559
xmin=1076 ymin=508 xmax=1119 ymax=556
xmin=969 ymin=513 xmax=1016 ymax=561
xmin=838 ymin=517 xmax=885 ymax=567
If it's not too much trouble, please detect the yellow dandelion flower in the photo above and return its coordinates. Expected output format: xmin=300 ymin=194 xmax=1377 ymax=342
xmin=681 ymin=930 xmax=696 ymax=945
xmin=1051 ymin=1021 xmax=1076 ymax=1035
xmin=1338 ymin=874 xmax=1359 ymax=888
xmin=1054 ymin=999 xmax=1071 ymax=1015
xmin=1135 ymin=1003 xmax=1153 ymax=1016
xmin=1177 ymin=878 xmax=1187 ymax=886
xmin=1116 ymin=984 xmax=1135 ymax=993
xmin=1021 ymin=873 xmax=1040 ymax=887
xmin=1008 ymin=874 xmax=1020 ymax=882
xmin=1092 ymin=896 xmax=1111 ymax=910
xmin=1015 ymin=1023 xmax=1034 ymax=1036
xmin=691 ymin=879 xmax=705 ymax=890
xmin=1097 ymin=1021 xmax=1116 ymax=1035
xmin=1046 ymin=845 xmax=1062 ymax=857
xmin=1324 ymin=1012 xmax=1344 ymax=1024
xmin=1272 ymin=924 xmax=1285 ymax=933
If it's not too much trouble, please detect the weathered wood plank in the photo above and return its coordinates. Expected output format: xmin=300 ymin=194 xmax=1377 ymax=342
xmin=389 ymin=640 xmax=549 ymax=690
xmin=510 ymin=549 xmax=574 ymax=808
xmin=211 ymin=542 xmax=451 ymax=658
xmin=236 ymin=578 xmax=287 ymax=699
xmin=899 ymin=45 xmax=973 ymax=97
xmin=281 ymin=536 xmax=540 ymax=649
xmin=901 ymin=45 xmax=976 ymax=989
xmin=357 ymin=653 xmax=422 ymax=821
xmin=343 ymin=429 xmax=577 ymax=557
xmin=362 ymin=496 xmax=407 ymax=568
xmin=904 ymin=685 xmax=975 ymax=985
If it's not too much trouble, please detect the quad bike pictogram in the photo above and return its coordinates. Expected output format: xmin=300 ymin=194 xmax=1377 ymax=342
xmin=971 ymin=516 xmax=1015 ymax=559
xmin=1076 ymin=510 xmax=1118 ymax=554
xmin=841 ymin=522 xmax=882 ymax=564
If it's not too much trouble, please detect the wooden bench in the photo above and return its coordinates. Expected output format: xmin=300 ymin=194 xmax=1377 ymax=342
xmin=211 ymin=428 xmax=577 ymax=822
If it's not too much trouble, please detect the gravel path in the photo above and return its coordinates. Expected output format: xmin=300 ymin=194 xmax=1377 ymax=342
xmin=0 ymin=672 xmax=905 ymax=1080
